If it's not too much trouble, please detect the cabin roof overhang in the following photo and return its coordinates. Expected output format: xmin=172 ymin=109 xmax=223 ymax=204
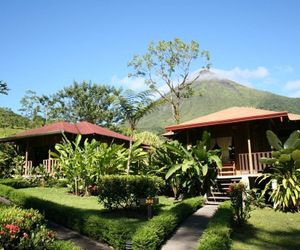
xmin=165 ymin=107 xmax=300 ymax=132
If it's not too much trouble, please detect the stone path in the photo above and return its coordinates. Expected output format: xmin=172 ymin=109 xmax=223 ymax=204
xmin=47 ymin=221 xmax=112 ymax=250
xmin=161 ymin=205 xmax=218 ymax=250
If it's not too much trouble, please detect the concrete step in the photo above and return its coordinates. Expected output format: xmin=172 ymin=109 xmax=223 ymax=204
xmin=205 ymin=201 xmax=221 ymax=205
xmin=207 ymin=196 xmax=230 ymax=201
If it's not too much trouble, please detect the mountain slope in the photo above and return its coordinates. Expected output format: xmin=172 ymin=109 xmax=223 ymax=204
xmin=138 ymin=78 xmax=300 ymax=133
xmin=0 ymin=108 xmax=29 ymax=137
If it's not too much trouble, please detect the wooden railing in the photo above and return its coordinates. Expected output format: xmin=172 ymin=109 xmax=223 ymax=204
xmin=238 ymin=151 xmax=272 ymax=174
xmin=43 ymin=159 xmax=59 ymax=173
xmin=23 ymin=161 xmax=33 ymax=176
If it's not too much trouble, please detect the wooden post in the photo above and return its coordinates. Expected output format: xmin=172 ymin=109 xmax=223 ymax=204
xmin=247 ymin=139 xmax=253 ymax=174
xmin=25 ymin=142 xmax=29 ymax=175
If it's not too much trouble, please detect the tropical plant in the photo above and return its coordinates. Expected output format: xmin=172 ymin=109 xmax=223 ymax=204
xmin=228 ymin=182 xmax=251 ymax=225
xmin=152 ymin=132 xmax=222 ymax=198
xmin=260 ymin=130 xmax=300 ymax=211
xmin=51 ymin=134 xmax=147 ymax=195
xmin=134 ymin=131 xmax=163 ymax=147
xmin=0 ymin=144 xmax=24 ymax=178
xmin=116 ymin=90 xmax=157 ymax=173
xmin=51 ymin=135 xmax=100 ymax=195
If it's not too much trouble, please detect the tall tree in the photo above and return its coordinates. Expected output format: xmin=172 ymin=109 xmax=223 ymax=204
xmin=19 ymin=90 xmax=45 ymax=127
xmin=0 ymin=81 xmax=9 ymax=95
xmin=128 ymin=38 xmax=210 ymax=124
xmin=50 ymin=81 xmax=122 ymax=128
xmin=117 ymin=90 xmax=157 ymax=173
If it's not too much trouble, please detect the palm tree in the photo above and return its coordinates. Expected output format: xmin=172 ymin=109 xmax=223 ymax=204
xmin=117 ymin=90 xmax=157 ymax=174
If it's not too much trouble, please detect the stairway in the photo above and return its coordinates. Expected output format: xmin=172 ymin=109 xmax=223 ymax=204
xmin=205 ymin=176 xmax=242 ymax=205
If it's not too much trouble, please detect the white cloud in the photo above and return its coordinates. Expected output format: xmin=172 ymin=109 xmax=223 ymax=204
xmin=284 ymin=80 xmax=300 ymax=90
xmin=210 ymin=66 xmax=269 ymax=86
xmin=111 ymin=75 xmax=145 ymax=90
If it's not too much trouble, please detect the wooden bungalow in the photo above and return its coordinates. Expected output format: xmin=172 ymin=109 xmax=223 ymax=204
xmin=0 ymin=121 xmax=132 ymax=175
xmin=164 ymin=107 xmax=300 ymax=177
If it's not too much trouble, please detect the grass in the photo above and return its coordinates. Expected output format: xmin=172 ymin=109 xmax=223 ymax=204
xmin=21 ymin=187 xmax=101 ymax=210
xmin=232 ymin=207 xmax=300 ymax=250
xmin=19 ymin=187 xmax=176 ymax=234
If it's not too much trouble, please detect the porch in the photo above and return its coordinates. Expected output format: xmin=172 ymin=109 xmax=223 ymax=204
xmin=23 ymin=159 xmax=59 ymax=176
xmin=218 ymin=151 xmax=272 ymax=176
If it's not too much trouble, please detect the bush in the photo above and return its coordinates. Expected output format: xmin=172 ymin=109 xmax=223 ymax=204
xmin=196 ymin=201 xmax=233 ymax=250
xmin=0 ymin=178 xmax=37 ymax=189
xmin=98 ymin=175 xmax=164 ymax=210
xmin=132 ymin=196 xmax=204 ymax=250
xmin=0 ymin=205 xmax=56 ymax=250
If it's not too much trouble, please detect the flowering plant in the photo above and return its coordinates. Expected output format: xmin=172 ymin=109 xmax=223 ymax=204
xmin=228 ymin=182 xmax=251 ymax=225
xmin=0 ymin=206 xmax=55 ymax=249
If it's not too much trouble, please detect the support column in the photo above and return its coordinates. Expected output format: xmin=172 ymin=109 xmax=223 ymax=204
xmin=25 ymin=142 xmax=29 ymax=175
xmin=247 ymin=139 xmax=253 ymax=174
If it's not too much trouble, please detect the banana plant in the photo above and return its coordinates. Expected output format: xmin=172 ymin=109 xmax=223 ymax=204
xmin=260 ymin=130 xmax=300 ymax=211
xmin=152 ymin=132 xmax=222 ymax=198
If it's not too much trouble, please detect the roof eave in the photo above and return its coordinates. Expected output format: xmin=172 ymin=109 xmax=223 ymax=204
xmin=165 ymin=112 xmax=288 ymax=132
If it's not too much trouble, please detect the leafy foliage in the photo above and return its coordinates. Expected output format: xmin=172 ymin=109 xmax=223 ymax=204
xmin=50 ymin=81 xmax=122 ymax=128
xmin=260 ymin=130 xmax=300 ymax=211
xmin=133 ymin=131 xmax=163 ymax=147
xmin=51 ymin=134 xmax=148 ymax=195
xmin=0 ymin=144 xmax=25 ymax=178
xmin=152 ymin=132 xmax=222 ymax=198
xmin=19 ymin=90 xmax=46 ymax=127
xmin=97 ymin=175 xmax=164 ymax=210
xmin=0 ymin=81 xmax=9 ymax=95
xmin=129 ymin=38 xmax=210 ymax=124
xmin=0 ymin=205 xmax=56 ymax=250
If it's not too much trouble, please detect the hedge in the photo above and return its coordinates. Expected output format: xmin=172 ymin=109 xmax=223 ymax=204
xmin=0 ymin=184 xmax=204 ymax=250
xmin=0 ymin=184 xmax=132 ymax=249
xmin=98 ymin=175 xmax=164 ymax=209
xmin=0 ymin=178 xmax=37 ymax=189
xmin=132 ymin=196 xmax=204 ymax=250
xmin=196 ymin=201 xmax=233 ymax=250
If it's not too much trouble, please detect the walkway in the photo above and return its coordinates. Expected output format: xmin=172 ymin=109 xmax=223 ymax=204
xmin=161 ymin=205 xmax=218 ymax=250
xmin=47 ymin=221 xmax=111 ymax=250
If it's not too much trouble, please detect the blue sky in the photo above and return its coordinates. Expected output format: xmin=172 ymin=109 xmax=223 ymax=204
xmin=1 ymin=0 xmax=300 ymax=112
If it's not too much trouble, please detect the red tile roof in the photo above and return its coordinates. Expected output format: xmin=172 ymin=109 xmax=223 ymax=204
xmin=1 ymin=121 xmax=132 ymax=142
xmin=166 ymin=107 xmax=300 ymax=131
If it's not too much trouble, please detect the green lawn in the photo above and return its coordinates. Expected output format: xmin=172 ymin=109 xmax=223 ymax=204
xmin=232 ymin=208 xmax=300 ymax=250
xmin=21 ymin=187 xmax=102 ymax=210
xmin=20 ymin=187 xmax=174 ymax=212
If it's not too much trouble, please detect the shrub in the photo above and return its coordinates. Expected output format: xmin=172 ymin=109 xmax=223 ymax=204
xmin=97 ymin=175 xmax=164 ymax=210
xmin=132 ymin=196 xmax=204 ymax=250
xmin=0 ymin=205 xmax=56 ymax=250
xmin=197 ymin=201 xmax=233 ymax=250
xmin=0 ymin=178 xmax=37 ymax=189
